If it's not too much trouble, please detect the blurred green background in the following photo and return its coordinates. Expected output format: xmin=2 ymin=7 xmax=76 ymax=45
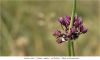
xmin=0 ymin=0 xmax=100 ymax=56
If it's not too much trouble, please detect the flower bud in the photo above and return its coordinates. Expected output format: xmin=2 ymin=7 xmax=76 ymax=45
xmin=53 ymin=30 xmax=61 ymax=38
xmin=79 ymin=24 xmax=87 ymax=33
xmin=58 ymin=17 xmax=66 ymax=25
xmin=71 ymin=27 xmax=77 ymax=33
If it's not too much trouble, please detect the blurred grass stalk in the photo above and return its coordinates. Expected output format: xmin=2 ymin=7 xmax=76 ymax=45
xmin=0 ymin=9 xmax=28 ymax=55
xmin=0 ymin=19 xmax=14 ymax=55
xmin=0 ymin=9 xmax=18 ymax=55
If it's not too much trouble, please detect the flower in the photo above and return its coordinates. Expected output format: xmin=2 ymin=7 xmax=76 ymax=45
xmin=53 ymin=30 xmax=61 ymax=38
xmin=58 ymin=16 xmax=71 ymax=28
xmin=58 ymin=17 xmax=66 ymax=26
xmin=71 ymin=26 xmax=77 ymax=33
xmin=74 ymin=17 xmax=83 ymax=27
xmin=53 ymin=16 xmax=87 ymax=44
xmin=53 ymin=30 xmax=68 ymax=44
xmin=79 ymin=25 xmax=87 ymax=33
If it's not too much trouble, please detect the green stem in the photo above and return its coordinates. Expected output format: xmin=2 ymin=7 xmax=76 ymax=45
xmin=68 ymin=0 xmax=76 ymax=56
xmin=68 ymin=40 xmax=71 ymax=56
xmin=71 ymin=41 xmax=75 ymax=56
xmin=68 ymin=0 xmax=76 ymax=31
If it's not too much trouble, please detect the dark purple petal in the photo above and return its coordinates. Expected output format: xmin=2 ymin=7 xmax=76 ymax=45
xmin=71 ymin=27 xmax=77 ymax=33
xmin=81 ymin=27 xmax=87 ymax=33
xmin=65 ymin=20 xmax=70 ymax=25
xmin=74 ymin=20 xmax=79 ymax=27
xmin=58 ymin=17 xmax=65 ymax=25
xmin=53 ymin=30 xmax=61 ymax=38
xmin=79 ymin=24 xmax=87 ymax=33
xmin=65 ymin=16 xmax=71 ymax=25
xmin=66 ymin=16 xmax=71 ymax=20
xmin=79 ymin=24 xmax=83 ymax=31
xmin=58 ymin=17 xmax=69 ymax=27
xmin=74 ymin=17 xmax=83 ymax=27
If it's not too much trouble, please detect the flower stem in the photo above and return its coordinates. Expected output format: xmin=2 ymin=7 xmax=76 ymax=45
xmin=69 ymin=0 xmax=76 ymax=31
xmin=71 ymin=41 xmax=75 ymax=56
xmin=68 ymin=0 xmax=76 ymax=56
xmin=68 ymin=40 xmax=71 ymax=56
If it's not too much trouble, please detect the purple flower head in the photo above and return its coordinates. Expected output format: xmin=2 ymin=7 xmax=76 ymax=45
xmin=53 ymin=16 xmax=87 ymax=44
